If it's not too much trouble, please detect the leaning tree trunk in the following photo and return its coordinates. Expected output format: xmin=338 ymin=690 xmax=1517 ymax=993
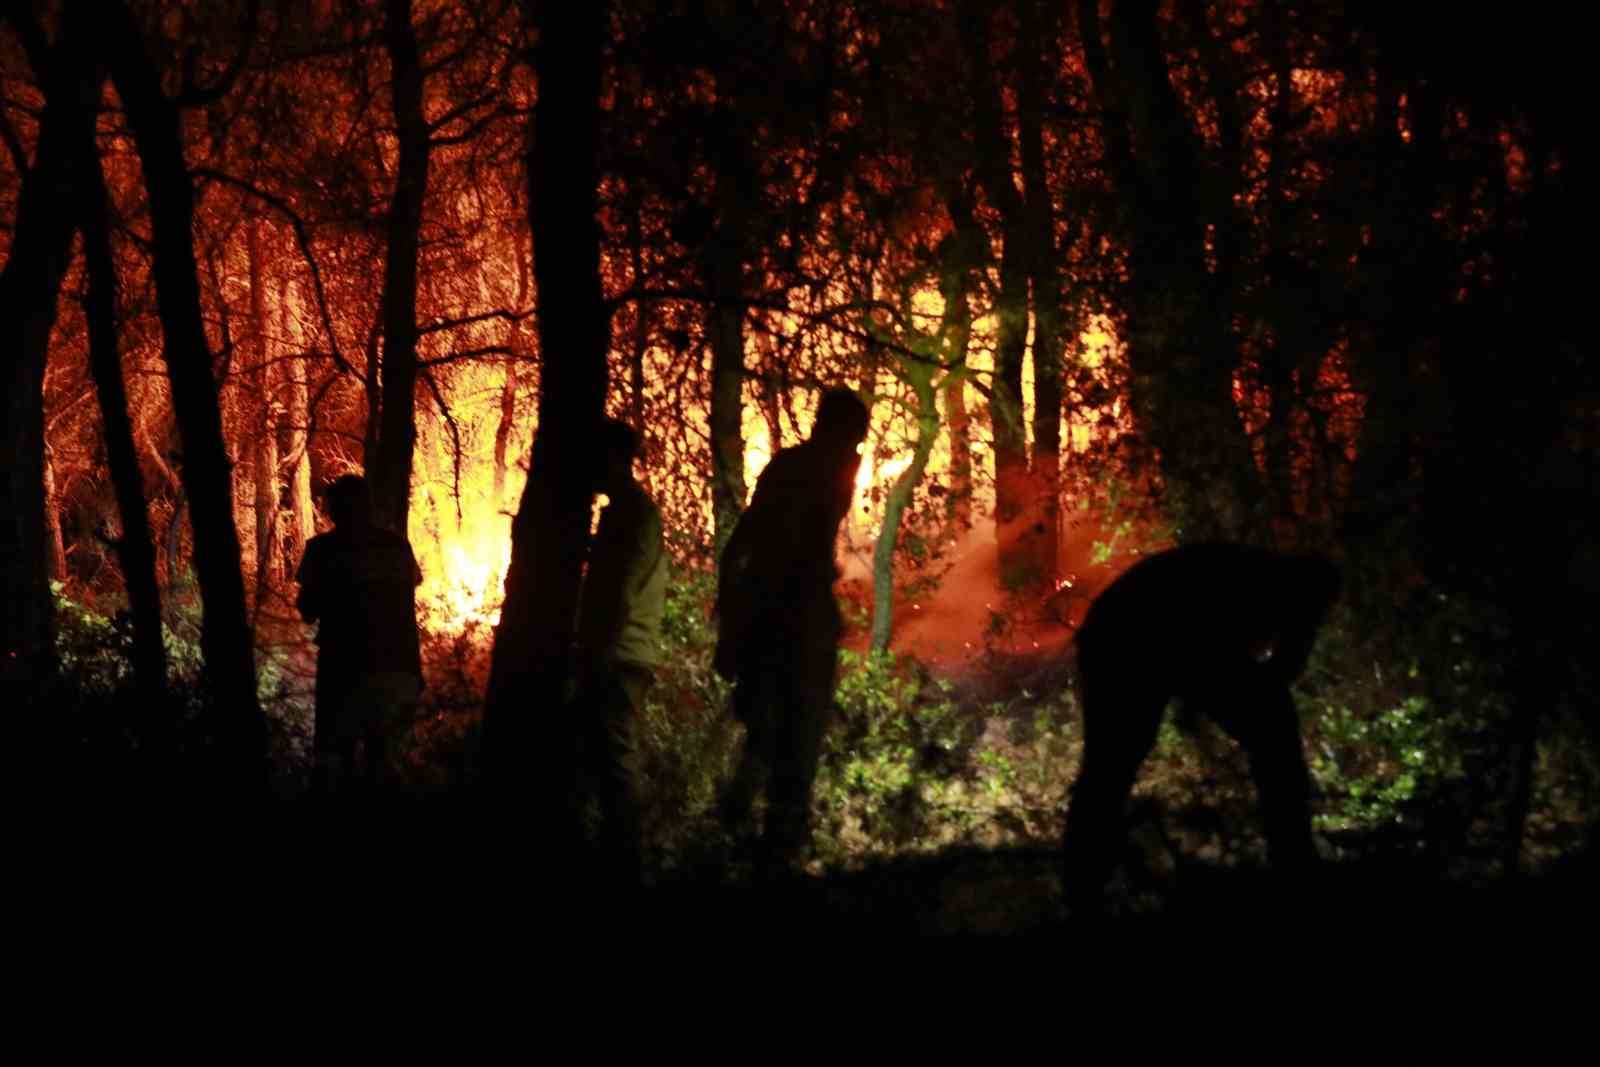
xmin=0 ymin=17 xmax=93 ymax=706
xmin=105 ymin=1 xmax=264 ymax=779
xmin=369 ymin=0 xmax=433 ymax=535
xmin=76 ymin=100 xmax=170 ymax=713
xmin=484 ymin=1 xmax=610 ymax=787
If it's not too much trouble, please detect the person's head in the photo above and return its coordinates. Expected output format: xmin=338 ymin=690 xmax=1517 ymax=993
xmin=322 ymin=474 xmax=373 ymax=529
xmin=592 ymin=419 xmax=640 ymax=494
xmin=811 ymin=387 xmax=870 ymax=457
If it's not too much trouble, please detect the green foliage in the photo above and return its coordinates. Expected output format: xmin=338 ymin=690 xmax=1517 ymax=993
xmin=632 ymin=567 xmax=742 ymax=860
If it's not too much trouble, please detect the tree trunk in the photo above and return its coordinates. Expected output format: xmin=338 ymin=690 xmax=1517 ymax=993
xmin=247 ymin=216 xmax=279 ymax=605
xmin=43 ymin=447 xmax=67 ymax=583
xmin=105 ymin=0 xmax=264 ymax=778
xmin=492 ymin=221 xmax=531 ymax=518
xmin=370 ymin=0 xmax=433 ymax=534
xmin=706 ymin=212 xmax=747 ymax=556
xmin=485 ymin=1 xmax=610 ymax=789
xmin=871 ymin=367 xmax=939 ymax=652
xmin=1018 ymin=0 xmax=1062 ymax=584
xmin=1079 ymin=0 xmax=1261 ymax=540
xmin=76 ymin=101 xmax=170 ymax=713
xmin=282 ymin=279 xmax=315 ymax=558
xmin=962 ymin=0 xmax=1032 ymax=583
xmin=941 ymin=185 xmax=980 ymax=533
xmin=0 ymin=17 xmax=93 ymax=704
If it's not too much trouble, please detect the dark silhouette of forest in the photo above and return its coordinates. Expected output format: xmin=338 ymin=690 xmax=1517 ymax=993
xmin=4 ymin=1 xmax=1594 ymax=932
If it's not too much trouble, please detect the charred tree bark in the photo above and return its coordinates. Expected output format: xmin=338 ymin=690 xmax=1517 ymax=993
xmin=370 ymin=0 xmax=433 ymax=534
xmin=76 ymin=102 xmax=169 ymax=710
xmin=0 ymin=15 xmax=93 ymax=703
xmin=104 ymin=1 xmax=264 ymax=776
xmin=484 ymin=2 xmax=610 ymax=786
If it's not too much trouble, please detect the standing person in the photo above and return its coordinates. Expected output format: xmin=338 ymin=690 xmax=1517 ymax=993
xmin=295 ymin=474 xmax=423 ymax=794
xmin=570 ymin=420 xmax=667 ymax=883
xmin=715 ymin=387 xmax=870 ymax=876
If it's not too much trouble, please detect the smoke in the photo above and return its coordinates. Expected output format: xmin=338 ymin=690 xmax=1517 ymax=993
xmin=839 ymin=509 xmax=1154 ymax=672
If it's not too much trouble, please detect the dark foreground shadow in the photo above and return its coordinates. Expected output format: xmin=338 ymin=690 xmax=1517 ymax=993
xmin=41 ymin=797 xmax=1597 ymax=944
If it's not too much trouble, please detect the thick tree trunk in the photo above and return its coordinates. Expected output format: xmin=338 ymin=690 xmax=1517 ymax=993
xmin=0 ymin=19 xmax=93 ymax=704
xmin=370 ymin=0 xmax=433 ymax=534
xmin=484 ymin=2 xmax=610 ymax=787
xmin=77 ymin=115 xmax=169 ymax=711
xmin=105 ymin=1 xmax=264 ymax=777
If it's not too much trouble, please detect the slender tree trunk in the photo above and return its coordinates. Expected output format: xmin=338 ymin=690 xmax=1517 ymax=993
xmin=941 ymin=186 xmax=979 ymax=533
xmin=105 ymin=1 xmax=264 ymax=777
xmin=247 ymin=216 xmax=279 ymax=605
xmin=43 ymin=447 xmax=67 ymax=582
xmin=485 ymin=1 xmax=609 ymax=788
xmin=962 ymin=0 xmax=1031 ymax=582
xmin=281 ymin=279 xmax=316 ymax=557
xmin=0 ymin=17 xmax=93 ymax=704
xmin=370 ymin=0 xmax=433 ymax=534
xmin=1018 ymin=0 xmax=1062 ymax=583
xmin=706 ymin=208 xmax=747 ymax=555
xmin=628 ymin=189 xmax=649 ymax=429
xmin=76 ymin=104 xmax=169 ymax=712
xmin=871 ymin=367 xmax=939 ymax=652
xmin=493 ymin=222 xmax=531 ymax=518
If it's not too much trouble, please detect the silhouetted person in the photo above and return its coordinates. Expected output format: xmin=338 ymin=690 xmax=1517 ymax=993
xmin=715 ymin=387 xmax=870 ymax=875
xmin=295 ymin=474 xmax=423 ymax=794
xmin=1063 ymin=542 xmax=1339 ymax=913
xmin=569 ymin=420 xmax=666 ymax=883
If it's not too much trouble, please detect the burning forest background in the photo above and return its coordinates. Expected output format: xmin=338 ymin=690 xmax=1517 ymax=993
xmin=3 ymin=0 xmax=1595 ymax=910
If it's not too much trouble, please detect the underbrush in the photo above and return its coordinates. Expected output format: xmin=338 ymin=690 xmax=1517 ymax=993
xmin=43 ymin=569 xmax=1597 ymax=881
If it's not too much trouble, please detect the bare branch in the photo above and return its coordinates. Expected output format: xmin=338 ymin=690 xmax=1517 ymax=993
xmin=193 ymin=167 xmax=356 ymax=379
xmin=420 ymin=367 xmax=464 ymax=523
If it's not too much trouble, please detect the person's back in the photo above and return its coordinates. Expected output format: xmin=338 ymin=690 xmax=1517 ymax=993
xmin=295 ymin=475 xmax=423 ymax=792
xmin=715 ymin=388 xmax=870 ymax=874
xmin=299 ymin=522 xmax=423 ymax=683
